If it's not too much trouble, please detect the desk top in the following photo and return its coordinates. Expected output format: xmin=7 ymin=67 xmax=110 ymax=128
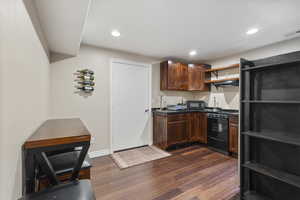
xmin=24 ymin=118 xmax=91 ymax=149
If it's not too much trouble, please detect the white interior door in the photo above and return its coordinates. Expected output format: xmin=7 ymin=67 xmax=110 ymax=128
xmin=111 ymin=60 xmax=150 ymax=152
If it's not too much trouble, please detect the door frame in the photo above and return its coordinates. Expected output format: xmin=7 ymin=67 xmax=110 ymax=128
xmin=110 ymin=58 xmax=152 ymax=153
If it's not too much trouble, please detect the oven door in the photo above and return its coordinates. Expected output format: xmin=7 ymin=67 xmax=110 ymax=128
xmin=207 ymin=117 xmax=228 ymax=151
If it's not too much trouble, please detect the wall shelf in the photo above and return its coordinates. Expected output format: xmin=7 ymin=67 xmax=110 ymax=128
xmin=204 ymin=64 xmax=240 ymax=86
xmin=204 ymin=77 xmax=239 ymax=84
xmin=205 ymin=63 xmax=239 ymax=73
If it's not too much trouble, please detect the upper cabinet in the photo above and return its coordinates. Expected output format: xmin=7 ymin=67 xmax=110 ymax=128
xmin=188 ymin=64 xmax=210 ymax=91
xmin=160 ymin=61 xmax=210 ymax=91
xmin=160 ymin=61 xmax=188 ymax=90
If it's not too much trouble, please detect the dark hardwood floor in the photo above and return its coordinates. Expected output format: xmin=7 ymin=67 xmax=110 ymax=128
xmin=91 ymin=145 xmax=239 ymax=200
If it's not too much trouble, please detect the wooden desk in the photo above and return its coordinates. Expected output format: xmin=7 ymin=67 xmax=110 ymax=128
xmin=23 ymin=118 xmax=91 ymax=194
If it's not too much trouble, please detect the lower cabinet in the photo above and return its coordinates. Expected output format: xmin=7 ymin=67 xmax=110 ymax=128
xmin=190 ymin=113 xmax=207 ymax=144
xmin=153 ymin=112 xmax=207 ymax=150
xmin=229 ymin=116 xmax=239 ymax=154
xmin=167 ymin=114 xmax=190 ymax=147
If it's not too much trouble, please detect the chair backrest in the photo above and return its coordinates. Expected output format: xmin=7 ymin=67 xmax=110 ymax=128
xmin=36 ymin=142 xmax=90 ymax=186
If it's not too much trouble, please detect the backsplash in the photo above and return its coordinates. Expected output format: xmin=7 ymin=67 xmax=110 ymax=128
xmin=151 ymin=92 xmax=195 ymax=108
xmin=194 ymin=87 xmax=239 ymax=110
xmin=151 ymin=90 xmax=239 ymax=110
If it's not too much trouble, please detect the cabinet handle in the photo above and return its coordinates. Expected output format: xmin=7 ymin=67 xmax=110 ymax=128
xmin=145 ymin=109 xmax=149 ymax=112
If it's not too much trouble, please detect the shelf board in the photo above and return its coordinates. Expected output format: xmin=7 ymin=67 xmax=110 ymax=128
xmin=243 ymin=162 xmax=300 ymax=189
xmin=241 ymin=100 xmax=300 ymax=104
xmin=243 ymin=191 xmax=271 ymax=200
xmin=204 ymin=77 xmax=239 ymax=84
xmin=241 ymin=130 xmax=300 ymax=146
xmin=205 ymin=63 xmax=239 ymax=73
xmin=241 ymin=59 xmax=300 ymax=71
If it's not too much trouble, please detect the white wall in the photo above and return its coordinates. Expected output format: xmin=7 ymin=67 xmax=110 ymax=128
xmin=0 ymin=7 xmax=5 ymax=200
xmin=23 ymin=0 xmax=50 ymax=58
xmin=50 ymin=45 xmax=157 ymax=153
xmin=195 ymin=37 xmax=300 ymax=109
xmin=0 ymin=0 xmax=50 ymax=199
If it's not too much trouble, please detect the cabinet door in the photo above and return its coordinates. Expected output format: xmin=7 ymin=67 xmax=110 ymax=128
xmin=199 ymin=113 xmax=208 ymax=143
xmin=167 ymin=63 xmax=188 ymax=90
xmin=229 ymin=117 xmax=238 ymax=154
xmin=167 ymin=62 xmax=181 ymax=90
xmin=190 ymin=113 xmax=200 ymax=142
xmin=167 ymin=115 xmax=189 ymax=146
xmin=189 ymin=113 xmax=207 ymax=143
xmin=188 ymin=65 xmax=209 ymax=91
xmin=153 ymin=115 xmax=168 ymax=150
xmin=179 ymin=63 xmax=188 ymax=90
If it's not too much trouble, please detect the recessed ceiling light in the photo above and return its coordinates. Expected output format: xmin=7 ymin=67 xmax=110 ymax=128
xmin=189 ymin=50 xmax=197 ymax=56
xmin=246 ymin=28 xmax=259 ymax=35
xmin=111 ymin=30 xmax=121 ymax=37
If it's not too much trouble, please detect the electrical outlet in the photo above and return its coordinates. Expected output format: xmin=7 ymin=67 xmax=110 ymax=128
xmin=91 ymin=136 xmax=95 ymax=144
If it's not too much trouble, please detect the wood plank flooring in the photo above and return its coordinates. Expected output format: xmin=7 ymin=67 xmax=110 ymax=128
xmin=91 ymin=145 xmax=239 ymax=200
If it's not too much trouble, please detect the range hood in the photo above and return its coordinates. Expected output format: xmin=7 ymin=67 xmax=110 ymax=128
xmin=214 ymin=79 xmax=239 ymax=87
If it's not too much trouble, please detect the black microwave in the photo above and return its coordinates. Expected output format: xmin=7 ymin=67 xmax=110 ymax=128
xmin=186 ymin=101 xmax=206 ymax=110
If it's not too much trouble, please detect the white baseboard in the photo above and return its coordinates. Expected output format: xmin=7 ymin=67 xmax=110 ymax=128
xmin=89 ymin=149 xmax=110 ymax=158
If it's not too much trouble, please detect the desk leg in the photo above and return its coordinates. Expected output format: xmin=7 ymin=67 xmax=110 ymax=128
xmin=24 ymin=149 xmax=36 ymax=194
xmin=71 ymin=143 xmax=90 ymax=180
xmin=35 ymin=152 xmax=60 ymax=186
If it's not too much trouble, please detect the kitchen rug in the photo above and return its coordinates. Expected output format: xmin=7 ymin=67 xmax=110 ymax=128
xmin=111 ymin=145 xmax=171 ymax=169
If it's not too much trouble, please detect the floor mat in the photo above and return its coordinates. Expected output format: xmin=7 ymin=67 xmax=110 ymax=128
xmin=111 ymin=145 xmax=171 ymax=169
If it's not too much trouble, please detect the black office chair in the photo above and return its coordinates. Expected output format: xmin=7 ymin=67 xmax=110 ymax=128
xmin=38 ymin=151 xmax=92 ymax=189
xmin=20 ymin=147 xmax=95 ymax=200
xmin=19 ymin=180 xmax=95 ymax=200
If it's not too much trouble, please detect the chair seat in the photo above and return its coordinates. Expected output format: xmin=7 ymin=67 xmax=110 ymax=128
xmin=39 ymin=151 xmax=92 ymax=176
xmin=20 ymin=180 xmax=95 ymax=200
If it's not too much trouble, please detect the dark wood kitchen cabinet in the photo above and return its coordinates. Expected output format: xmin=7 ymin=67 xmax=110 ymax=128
xmin=190 ymin=113 xmax=207 ymax=143
xmin=153 ymin=113 xmax=190 ymax=150
xmin=160 ymin=61 xmax=209 ymax=91
xmin=188 ymin=64 xmax=210 ymax=91
xmin=160 ymin=61 xmax=188 ymax=90
xmin=229 ymin=116 xmax=238 ymax=154
xmin=167 ymin=114 xmax=190 ymax=147
xmin=153 ymin=112 xmax=207 ymax=150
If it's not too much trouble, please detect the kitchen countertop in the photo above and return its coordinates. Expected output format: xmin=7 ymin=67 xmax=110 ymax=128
xmin=152 ymin=108 xmax=239 ymax=116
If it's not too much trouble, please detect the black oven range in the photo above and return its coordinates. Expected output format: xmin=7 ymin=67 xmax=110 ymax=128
xmin=205 ymin=107 xmax=238 ymax=154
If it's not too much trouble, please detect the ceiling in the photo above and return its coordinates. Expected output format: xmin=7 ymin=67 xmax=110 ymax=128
xmin=82 ymin=0 xmax=300 ymax=61
xmin=34 ymin=0 xmax=91 ymax=56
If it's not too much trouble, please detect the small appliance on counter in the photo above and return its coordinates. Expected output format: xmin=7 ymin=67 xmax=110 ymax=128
xmin=166 ymin=104 xmax=187 ymax=111
xmin=186 ymin=100 xmax=206 ymax=110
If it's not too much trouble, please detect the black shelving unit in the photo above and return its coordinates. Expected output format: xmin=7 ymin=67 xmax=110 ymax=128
xmin=240 ymin=51 xmax=300 ymax=200
xmin=243 ymin=191 xmax=271 ymax=200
